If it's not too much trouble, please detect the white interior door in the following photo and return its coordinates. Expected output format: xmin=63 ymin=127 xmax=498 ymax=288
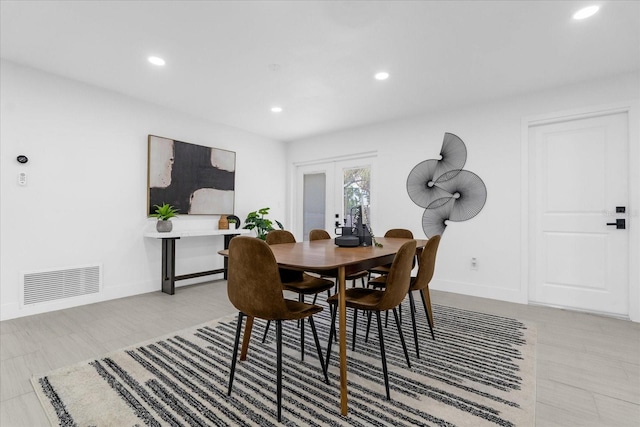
xmin=295 ymin=156 xmax=375 ymax=241
xmin=529 ymin=112 xmax=629 ymax=316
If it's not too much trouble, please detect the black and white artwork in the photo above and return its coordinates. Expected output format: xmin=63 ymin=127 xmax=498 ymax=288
xmin=406 ymin=133 xmax=487 ymax=237
xmin=147 ymin=135 xmax=236 ymax=215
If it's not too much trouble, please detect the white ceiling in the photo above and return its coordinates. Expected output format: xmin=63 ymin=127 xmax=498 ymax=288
xmin=1 ymin=1 xmax=639 ymax=142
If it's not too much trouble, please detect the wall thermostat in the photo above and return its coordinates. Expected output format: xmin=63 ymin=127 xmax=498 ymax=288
xmin=17 ymin=155 xmax=29 ymax=164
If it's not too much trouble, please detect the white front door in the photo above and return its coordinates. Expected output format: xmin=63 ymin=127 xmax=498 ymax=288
xmin=295 ymin=156 xmax=375 ymax=241
xmin=529 ymin=112 xmax=630 ymax=316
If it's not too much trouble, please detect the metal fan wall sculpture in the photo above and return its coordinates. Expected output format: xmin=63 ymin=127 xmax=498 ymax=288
xmin=407 ymin=133 xmax=487 ymax=238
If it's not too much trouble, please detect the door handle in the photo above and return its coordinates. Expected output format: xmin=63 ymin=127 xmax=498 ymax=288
xmin=606 ymin=219 xmax=626 ymax=229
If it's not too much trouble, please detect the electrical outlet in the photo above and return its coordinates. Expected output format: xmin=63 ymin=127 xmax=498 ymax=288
xmin=470 ymin=257 xmax=478 ymax=270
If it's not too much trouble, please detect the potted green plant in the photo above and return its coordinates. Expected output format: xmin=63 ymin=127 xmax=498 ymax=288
xmin=227 ymin=215 xmax=240 ymax=229
xmin=243 ymin=207 xmax=283 ymax=240
xmin=152 ymin=203 xmax=179 ymax=232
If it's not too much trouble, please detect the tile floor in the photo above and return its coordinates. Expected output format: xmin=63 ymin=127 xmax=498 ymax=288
xmin=1 ymin=282 xmax=638 ymax=426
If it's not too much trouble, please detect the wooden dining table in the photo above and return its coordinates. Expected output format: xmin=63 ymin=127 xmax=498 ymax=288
xmin=220 ymin=236 xmax=427 ymax=416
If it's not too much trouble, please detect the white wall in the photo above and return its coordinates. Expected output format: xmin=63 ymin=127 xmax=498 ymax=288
xmin=0 ymin=60 xmax=288 ymax=320
xmin=2 ymin=60 xmax=637 ymax=321
xmin=287 ymin=71 xmax=640 ymax=318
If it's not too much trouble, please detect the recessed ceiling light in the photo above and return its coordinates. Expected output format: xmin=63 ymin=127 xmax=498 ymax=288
xmin=374 ymin=71 xmax=390 ymax=81
xmin=573 ymin=5 xmax=599 ymax=20
xmin=271 ymin=106 xmax=283 ymax=113
xmin=148 ymin=56 xmax=166 ymax=66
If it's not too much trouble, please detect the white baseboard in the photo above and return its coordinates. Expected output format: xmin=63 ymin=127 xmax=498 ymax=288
xmin=0 ymin=279 xmax=157 ymax=321
xmin=430 ymin=279 xmax=526 ymax=305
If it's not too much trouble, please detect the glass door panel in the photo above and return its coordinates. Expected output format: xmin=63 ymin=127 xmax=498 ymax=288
xmin=303 ymin=173 xmax=326 ymax=240
xmin=296 ymin=155 xmax=376 ymax=241
xmin=296 ymin=163 xmax=335 ymax=241
xmin=341 ymin=166 xmax=371 ymax=228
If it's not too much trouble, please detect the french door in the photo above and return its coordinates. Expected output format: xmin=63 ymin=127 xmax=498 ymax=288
xmin=295 ymin=156 xmax=375 ymax=241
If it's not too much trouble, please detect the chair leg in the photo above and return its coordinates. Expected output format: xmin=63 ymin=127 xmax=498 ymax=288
xmin=393 ymin=307 xmax=411 ymax=369
xmin=299 ymin=294 xmax=305 ymax=361
xmin=365 ymin=311 xmax=372 ymax=343
xmin=376 ymin=311 xmax=391 ymax=400
xmin=351 ymin=308 xmax=359 ymax=351
xmin=262 ymin=320 xmax=271 ymax=343
xmin=309 ymin=316 xmax=329 ymax=383
xmin=325 ymin=303 xmax=338 ymax=371
xmin=297 ymin=294 xmax=304 ymax=329
xmin=420 ymin=288 xmax=436 ymax=340
xmin=329 ymin=304 xmax=337 ymax=343
xmin=276 ymin=320 xmax=283 ymax=422
xmin=408 ymin=291 xmax=421 ymax=359
xmin=228 ymin=312 xmax=244 ymax=396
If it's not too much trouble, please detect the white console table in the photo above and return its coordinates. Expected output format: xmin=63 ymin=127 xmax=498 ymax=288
xmin=144 ymin=228 xmax=250 ymax=294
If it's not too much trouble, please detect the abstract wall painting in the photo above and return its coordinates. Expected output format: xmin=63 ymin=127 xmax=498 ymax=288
xmin=406 ymin=133 xmax=487 ymax=238
xmin=147 ymin=135 xmax=236 ymax=216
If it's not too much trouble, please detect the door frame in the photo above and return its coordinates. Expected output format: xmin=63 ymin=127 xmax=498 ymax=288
xmin=290 ymin=152 xmax=378 ymax=241
xmin=520 ymin=101 xmax=640 ymax=322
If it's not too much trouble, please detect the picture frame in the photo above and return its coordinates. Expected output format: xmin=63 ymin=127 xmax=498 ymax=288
xmin=147 ymin=135 xmax=236 ymax=215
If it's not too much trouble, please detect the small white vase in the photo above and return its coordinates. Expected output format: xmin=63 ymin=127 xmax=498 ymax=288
xmin=156 ymin=220 xmax=173 ymax=232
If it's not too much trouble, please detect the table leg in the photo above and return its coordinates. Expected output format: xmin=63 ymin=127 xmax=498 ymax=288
xmin=240 ymin=316 xmax=254 ymax=361
xmin=161 ymin=238 xmax=177 ymax=295
xmin=338 ymin=266 xmax=348 ymax=415
xmin=223 ymin=234 xmax=234 ymax=280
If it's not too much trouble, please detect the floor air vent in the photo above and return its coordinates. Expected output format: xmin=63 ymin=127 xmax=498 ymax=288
xmin=22 ymin=264 xmax=102 ymax=306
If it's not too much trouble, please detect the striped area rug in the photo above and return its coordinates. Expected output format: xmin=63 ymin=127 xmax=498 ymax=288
xmin=33 ymin=302 xmax=536 ymax=426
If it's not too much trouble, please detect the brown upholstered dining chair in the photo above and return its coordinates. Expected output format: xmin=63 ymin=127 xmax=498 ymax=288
xmin=308 ymin=229 xmax=369 ymax=289
xmin=325 ymin=239 xmax=417 ymax=400
xmin=407 ymin=234 xmax=441 ymax=357
xmin=226 ymin=236 xmax=328 ymax=422
xmin=367 ymin=228 xmax=417 ymax=326
xmin=263 ymin=230 xmax=334 ymax=353
xmin=368 ymin=235 xmax=442 ymax=359
xmin=368 ymin=228 xmax=415 ymax=277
